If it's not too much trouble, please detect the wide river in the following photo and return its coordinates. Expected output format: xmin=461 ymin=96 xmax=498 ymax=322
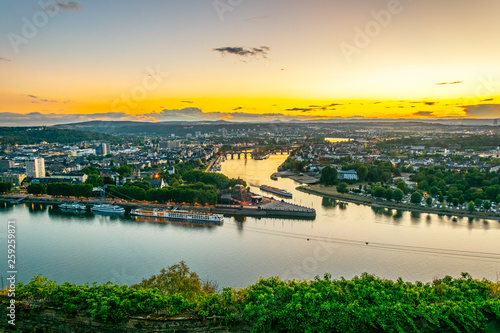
xmin=1 ymin=155 xmax=499 ymax=288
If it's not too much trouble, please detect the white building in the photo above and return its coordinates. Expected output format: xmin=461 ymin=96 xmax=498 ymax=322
xmin=26 ymin=157 xmax=45 ymax=178
xmin=337 ymin=169 xmax=358 ymax=181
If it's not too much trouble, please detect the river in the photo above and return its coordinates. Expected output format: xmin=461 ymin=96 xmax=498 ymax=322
xmin=1 ymin=154 xmax=499 ymax=288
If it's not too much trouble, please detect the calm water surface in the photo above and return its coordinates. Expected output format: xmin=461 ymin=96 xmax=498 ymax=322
xmin=1 ymin=154 xmax=499 ymax=288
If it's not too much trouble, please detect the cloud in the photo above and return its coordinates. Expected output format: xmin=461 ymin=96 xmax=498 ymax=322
xmin=436 ymin=81 xmax=462 ymax=85
xmin=0 ymin=57 xmax=11 ymax=62
xmin=244 ymin=16 xmax=269 ymax=23
xmin=213 ymin=46 xmax=270 ymax=59
xmin=181 ymin=101 xmax=194 ymax=103
xmin=27 ymin=95 xmax=57 ymax=103
xmin=42 ymin=0 xmax=82 ymax=12
xmin=413 ymin=111 xmax=434 ymax=117
xmin=285 ymin=108 xmax=311 ymax=112
xmin=232 ymin=107 xmax=243 ymax=111
xmin=462 ymin=104 xmax=500 ymax=118
xmin=424 ymin=102 xmax=435 ymax=106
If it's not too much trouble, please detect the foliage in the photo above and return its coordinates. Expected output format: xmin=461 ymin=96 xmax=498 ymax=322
xmin=47 ymin=183 xmax=93 ymax=197
xmin=336 ymin=182 xmax=349 ymax=194
xmin=409 ymin=166 xmax=500 ymax=203
xmin=0 ymin=181 xmax=12 ymax=193
xmin=0 ymin=127 xmax=119 ymax=145
xmin=131 ymin=261 xmax=216 ymax=302
xmin=16 ymin=270 xmax=500 ymax=331
xmin=183 ymin=170 xmax=245 ymax=189
xmin=320 ymin=166 xmax=338 ymax=186
xmin=27 ymin=183 xmax=46 ymax=195
xmin=411 ymin=192 xmax=423 ymax=204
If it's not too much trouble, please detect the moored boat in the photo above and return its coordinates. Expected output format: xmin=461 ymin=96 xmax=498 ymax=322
xmin=59 ymin=203 xmax=86 ymax=210
xmin=92 ymin=204 xmax=125 ymax=214
xmin=131 ymin=208 xmax=224 ymax=223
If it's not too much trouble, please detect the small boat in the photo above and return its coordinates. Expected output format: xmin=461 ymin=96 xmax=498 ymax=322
xmin=59 ymin=203 xmax=86 ymax=210
xmin=131 ymin=208 xmax=223 ymax=223
xmin=92 ymin=204 xmax=125 ymax=214
xmin=260 ymin=185 xmax=293 ymax=198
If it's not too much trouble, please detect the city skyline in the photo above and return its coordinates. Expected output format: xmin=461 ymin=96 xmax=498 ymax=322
xmin=1 ymin=0 xmax=500 ymax=125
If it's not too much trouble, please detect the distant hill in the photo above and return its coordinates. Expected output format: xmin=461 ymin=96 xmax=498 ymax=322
xmin=0 ymin=127 xmax=120 ymax=145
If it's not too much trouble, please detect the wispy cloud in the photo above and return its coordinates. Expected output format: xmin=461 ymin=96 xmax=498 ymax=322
xmin=0 ymin=57 xmax=11 ymax=62
xmin=181 ymin=101 xmax=194 ymax=104
xmin=436 ymin=81 xmax=462 ymax=85
xmin=213 ymin=46 xmax=270 ymax=59
xmin=27 ymin=95 xmax=57 ymax=103
xmin=42 ymin=0 xmax=82 ymax=12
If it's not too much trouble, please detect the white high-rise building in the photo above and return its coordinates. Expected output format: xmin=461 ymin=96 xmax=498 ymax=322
xmin=26 ymin=157 xmax=46 ymax=178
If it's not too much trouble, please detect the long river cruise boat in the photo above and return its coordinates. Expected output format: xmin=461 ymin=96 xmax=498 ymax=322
xmin=131 ymin=208 xmax=224 ymax=223
xmin=259 ymin=185 xmax=293 ymax=198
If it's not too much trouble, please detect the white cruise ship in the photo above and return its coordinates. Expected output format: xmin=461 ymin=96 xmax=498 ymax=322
xmin=59 ymin=203 xmax=86 ymax=210
xmin=131 ymin=208 xmax=223 ymax=223
xmin=92 ymin=204 xmax=125 ymax=214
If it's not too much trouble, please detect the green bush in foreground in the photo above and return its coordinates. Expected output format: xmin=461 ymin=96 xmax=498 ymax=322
xmin=15 ymin=269 xmax=500 ymax=332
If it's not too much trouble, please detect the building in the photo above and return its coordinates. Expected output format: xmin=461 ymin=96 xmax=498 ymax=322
xmin=144 ymin=178 xmax=167 ymax=189
xmin=0 ymin=173 xmax=26 ymax=187
xmin=0 ymin=160 xmax=14 ymax=172
xmin=96 ymin=143 xmax=110 ymax=156
xmin=337 ymin=169 xmax=358 ymax=181
xmin=26 ymin=157 xmax=46 ymax=178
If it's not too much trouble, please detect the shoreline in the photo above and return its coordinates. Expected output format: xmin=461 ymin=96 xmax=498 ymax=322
xmin=297 ymin=185 xmax=500 ymax=221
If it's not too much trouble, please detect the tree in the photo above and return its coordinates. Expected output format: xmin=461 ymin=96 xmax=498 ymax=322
xmin=393 ymin=188 xmax=404 ymax=202
xmin=131 ymin=261 xmax=216 ymax=301
xmin=410 ymin=192 xmax=422 ymax=204
xmin=356 ymin=166 xmax=368 ymax=182
xmin=85 ymin=174 xmax=104 ymax=187
xmin=483 ymin=200 xmax=491 ymax=211
xmin=426 ymin=196 xmax=433 ymax=206
xmin=468 ymin=201 xmax=475 ymax=213
xmin=459 ymin=195 xmax=465 ymax=205
xmin=0 ymin=182 xmax=12 ymax=193
xmin=373 ymin=186 xmax=386 ymax=198
xmin=27 ymin=183 xmax=46 ymax=195
xmin=337 ymin=182 xmax=348 ymax=194
xmin=320 ymin=166 xmax=338 ymax=186
xmin=384 ymin=188 xmax=393 ymax=200
xmin=397 ymin=181 xmax=409 ymax=194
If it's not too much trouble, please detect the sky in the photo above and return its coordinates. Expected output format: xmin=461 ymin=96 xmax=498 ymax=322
xmin=1 ymin=0 xmax=500 ymax=125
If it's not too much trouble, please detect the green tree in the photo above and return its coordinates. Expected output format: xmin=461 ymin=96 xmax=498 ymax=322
xmin=131 ymin=261 xmax=216 ymax=301
xmin=483 ymin=200 xmax=491 ymax=210
xmin=384 ymin=188 xmax=393 ymax=200
xmin=356 ymin=166 xmax=368 ymax=182
xmin=468 ymin=201 xmax=475 ymax=213
xmin=27 ymin=183 xmax=46 ymax=194
xmin=320 ymin=166 xmax=338 ymax=186
xmin=85 ymin=174 xmax=104 ymax=187
xmin=397 ymin=181 xmax=409 ymax=194
xmin=337 ymin=182 xmax=348 ymax=194
xmin=393 ymin=188 xmax=404 ymax=202
xmin=0 ymin=182 xmax=12 ymax=193
xmin=426 ymin=196 xmax=433 ymax=206
xmin=410 ymin=192 xmax=422 ymax=204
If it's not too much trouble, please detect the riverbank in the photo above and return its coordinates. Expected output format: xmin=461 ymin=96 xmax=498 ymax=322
xmin=273 ymin=171 xmax=319 ymax=184
xmin=298 ymin=185 xmax=500 ymax=221
xmin=0 ymin=194 xmax=316 ymax=219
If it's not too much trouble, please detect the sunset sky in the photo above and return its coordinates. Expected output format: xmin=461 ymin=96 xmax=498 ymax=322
xmin=1 ymin=0 xmax=500 ymax=125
